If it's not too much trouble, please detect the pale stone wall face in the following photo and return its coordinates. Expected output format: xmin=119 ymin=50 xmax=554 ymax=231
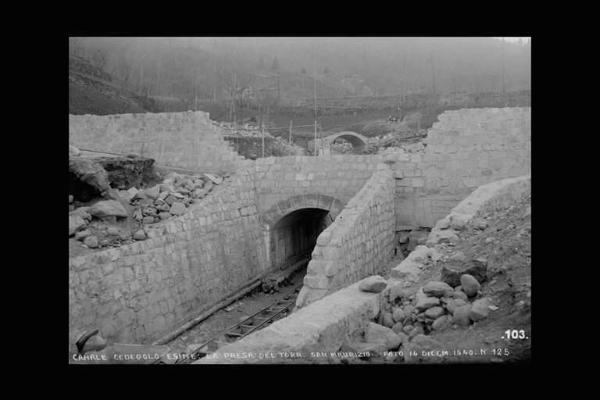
xmin=69 ymin=167 xmax=267 ymax=345
xmin=296 ymin=164 xmax=396 ymax=308
xmin=389 ymin=107 xmax=531 ymax=228
xmin=252 ymin=155 xmax=384 ymax=216
xmin=69 ymin=111 xmax=244 ymax=173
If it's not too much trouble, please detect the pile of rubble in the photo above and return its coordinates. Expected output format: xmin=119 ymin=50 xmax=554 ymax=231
xmin=348 ymin=272 xmax=496 ymax=360
xmin=69 ymin=171 xmax=227 ymax=252
xmin=121 ymin=172 xmax=226 ymax=225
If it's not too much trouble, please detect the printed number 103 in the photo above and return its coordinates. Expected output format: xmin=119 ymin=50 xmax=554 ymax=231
xmin=504 ymin=329 xmax=527 ymax=339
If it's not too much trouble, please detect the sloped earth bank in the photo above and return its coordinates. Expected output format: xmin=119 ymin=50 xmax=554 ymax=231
xmin=307 ymin=191 xmax=531 ymax=364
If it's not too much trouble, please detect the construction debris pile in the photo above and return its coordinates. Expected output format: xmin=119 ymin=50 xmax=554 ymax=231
xmin=124 ymin=172 xmax=226 ymax=225
xmin=69 ymin=171 xmax=227 ymax=253
xmin=341 ymin=190 xmax=531 ymax=363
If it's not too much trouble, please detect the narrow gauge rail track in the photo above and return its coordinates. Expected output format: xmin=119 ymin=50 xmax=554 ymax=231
xmin=158 ymin=296 xmax=297 ymax=364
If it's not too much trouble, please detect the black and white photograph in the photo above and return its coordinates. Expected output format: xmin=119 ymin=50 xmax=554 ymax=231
xmin=68 ymin=36 xmax=531 ymax=365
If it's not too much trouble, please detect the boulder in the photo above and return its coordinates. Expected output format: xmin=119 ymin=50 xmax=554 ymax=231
xmin=169 ymin=202 xmax=186 ymax=216
xmin=364 ymin=322 xmax=403 ymax=352
xmin=415 ymin=291 xmax=440 ymax=311
xmin=444 ymin=298 xmax=467 ymax=314
xmin=432 ymin=315 xmax=452 ymax=331
xmin=391 ymin=322 xmax=404 ymax=335
xmin=358 ymin=275 xmax=387 ymax=293
xmin=74 ymin=229 xmax=92 ymax=241
xmin=460 ymin=274 xmax=481 ymax=297
xmin=165 ymin=195 xmax=177 ymax=206
xmin=70 ymin=207 xmax=91 ymax=221
xmin=422 ymin=281 xmax=453 ymax=298
xmin=142 ymin=216 xmax=155 ymax=224
xmin=159 ymin=212 xmax=171 ymax=220
xmin=469 ymin=297 xmax=492 ymax=322
xmin=83 ymin=235 xmax=99 ymax=248
xmin=106 ymin=227 xmax=120 ymax=236
xmin=133 ymin=230 xmax=146 ymax=241
xmin=69 ymin=158 xmax=111 ymax=198
xmin=382 ymin=312 xmax=395 ymax=328
xmin=452 ymin=304 xmax=472 ymax=327
xmin=69 ymin=215 xmax=87 ymax=236
xmin=392 ymin=308 xmax=406 ymax=323
xmin=424 ymin=306 xmax=445 ymax=319
xmin=88 ymin=200 xmax=128 ymax=219
xmin=144 ymin=185 xmax=160 ymax=200
xmin=452 ymin=289 xmax=469 ymax=301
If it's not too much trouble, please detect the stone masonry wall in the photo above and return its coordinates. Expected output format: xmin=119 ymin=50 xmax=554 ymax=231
xmin=389 ymin=107 xmax=531 ymax=228
xmin=69 ymin=111 xmax=245 ymax=174
xmin=252 ymin=155 xmax=384 ymax=216
xmin=296 ymin=164 xmax=396 ymax=308
xmin=68 ymin=107 xmax=530 ymax=348
xmin=69 ymin=164 xmax=267 ymax=346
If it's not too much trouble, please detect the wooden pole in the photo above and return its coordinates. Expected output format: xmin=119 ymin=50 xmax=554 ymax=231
xmin=262 ymin=124 xmax=265 ymax=158
xmin=313 ymin=69 xmax=318 ymax=156
xmin=289 ymin=120 xmax=293 ymax=144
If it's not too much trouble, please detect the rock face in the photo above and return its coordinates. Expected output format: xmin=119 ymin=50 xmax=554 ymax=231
xmin=88 ymin=200 xmax=128 ymax=219
xmin=460 ymin=274 xmax=481 ymax=297
xmin=358 ymin=275 xmax=387 ymax=293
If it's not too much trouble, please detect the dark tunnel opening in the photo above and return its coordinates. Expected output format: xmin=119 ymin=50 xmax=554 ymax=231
xmin=270 ymin=208 xmax=331 ymax=273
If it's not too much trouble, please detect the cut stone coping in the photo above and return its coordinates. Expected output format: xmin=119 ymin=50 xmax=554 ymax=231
xmin=193 ymin=278 xmax=381 ymax=364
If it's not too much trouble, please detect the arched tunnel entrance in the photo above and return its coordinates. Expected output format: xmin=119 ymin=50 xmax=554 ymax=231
xmin=269 ymin=208 xmax=331 ymax=270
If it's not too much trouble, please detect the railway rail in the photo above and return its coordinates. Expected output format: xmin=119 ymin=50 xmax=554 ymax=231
xmin=159 ymin=295 xmax=297 ymax=364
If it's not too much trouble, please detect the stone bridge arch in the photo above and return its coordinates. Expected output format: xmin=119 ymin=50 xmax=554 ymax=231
xmin=325 ymin=131 xmax=368 ymax=153
xmin=259 ymin=193 xmax=346 ymax=271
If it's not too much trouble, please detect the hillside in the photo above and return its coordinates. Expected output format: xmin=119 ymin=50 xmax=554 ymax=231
xmin=69 ymin=55 xmax=158 ymax=115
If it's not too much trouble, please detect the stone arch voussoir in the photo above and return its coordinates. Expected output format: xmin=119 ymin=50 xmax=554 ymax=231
xmin=260 ymin=193 xmax=345 ymax=227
